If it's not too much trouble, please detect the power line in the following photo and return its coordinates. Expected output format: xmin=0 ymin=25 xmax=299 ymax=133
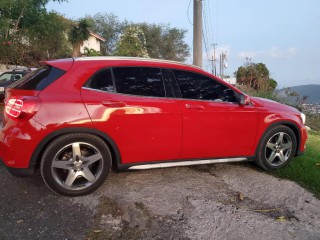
xmin=206 ymin=0 xmax=214 ymax=45
xmin=187 ymin=0 xmax=193 ymax=25
xmin=202 ymin=0 xmax=210 ymax=59
xmin=202 ymin=0 xmax=217 ymax=72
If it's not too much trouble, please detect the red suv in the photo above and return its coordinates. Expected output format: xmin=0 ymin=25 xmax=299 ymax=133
xmin=0 ymin=57 xmax=308 ymax=196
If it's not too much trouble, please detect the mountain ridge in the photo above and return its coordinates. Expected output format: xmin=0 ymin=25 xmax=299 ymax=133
xmin=285 ymin=84 xmax=320 ymax=104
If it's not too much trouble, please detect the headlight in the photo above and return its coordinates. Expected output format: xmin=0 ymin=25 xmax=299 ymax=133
xmin=300 ymin=112 xmax=306 ymax=124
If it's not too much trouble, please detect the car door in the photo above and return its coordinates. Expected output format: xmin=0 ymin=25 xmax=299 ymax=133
xmin=170 ymin=69 xmax=259 ymax=159
xmin=81 ymin=67 xmax=182 ymax=164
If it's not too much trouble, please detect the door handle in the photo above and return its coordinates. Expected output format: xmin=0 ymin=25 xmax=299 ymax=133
xmin=102 ymin=101 xmax=127 ymax=108
xmin=185 ymin=104 xmax=204 ymax=109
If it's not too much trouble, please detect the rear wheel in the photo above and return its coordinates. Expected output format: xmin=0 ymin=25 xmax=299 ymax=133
xmin=41 ymin=133 xmax=111 ymax=196
xmin=256 ymin=125 xmax=297 ymax=170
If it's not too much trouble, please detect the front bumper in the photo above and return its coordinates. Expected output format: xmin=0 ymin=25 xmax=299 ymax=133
xmin=298 ymin=124 xmax=308 ymax=155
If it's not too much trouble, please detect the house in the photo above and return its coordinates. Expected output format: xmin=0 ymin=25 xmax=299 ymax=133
xmin=80 ymin=31 xmax=107 ymax=55
xmin=222 ymin=77 xmax=236 ymax=86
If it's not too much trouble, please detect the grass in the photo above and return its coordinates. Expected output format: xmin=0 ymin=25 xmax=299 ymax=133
xmin=272 ymin=131 xmax=320 ymax=198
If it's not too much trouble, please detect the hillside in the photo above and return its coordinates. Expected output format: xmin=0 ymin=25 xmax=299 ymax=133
xmin=290 ymin=84 xmax=320 ymax=104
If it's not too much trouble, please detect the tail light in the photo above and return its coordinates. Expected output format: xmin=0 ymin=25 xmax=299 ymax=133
xmin=5 ymin=96 xmax=41 ymax=119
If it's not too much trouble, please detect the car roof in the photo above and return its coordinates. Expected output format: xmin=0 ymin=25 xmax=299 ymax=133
xmin=73 ymin=56 xmax=203 ymax=70
xmin=43 ymin=57 xmax=207 ymax=75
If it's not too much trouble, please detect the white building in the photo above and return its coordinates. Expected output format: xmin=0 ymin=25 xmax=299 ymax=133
xmin=80 ymin=31 xmax=107 ymax=55
xmin=222 ymin=77 xmax=236 ymax=86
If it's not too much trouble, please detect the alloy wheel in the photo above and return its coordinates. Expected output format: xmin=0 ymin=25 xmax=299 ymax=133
xmin=265 ymin=132 xmax=293 ymax=167
xmin=51 ymin=142 xmax=104 ymax=190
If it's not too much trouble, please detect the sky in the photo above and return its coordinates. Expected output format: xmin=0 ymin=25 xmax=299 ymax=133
xmin=47 ymin=0 xmax=320 ymax=88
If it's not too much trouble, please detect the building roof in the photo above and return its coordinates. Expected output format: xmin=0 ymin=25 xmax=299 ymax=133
xmin=89 ymin=31 xmax=107 ymax=42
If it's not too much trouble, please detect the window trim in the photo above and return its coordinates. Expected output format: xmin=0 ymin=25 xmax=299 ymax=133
xmin=161 ymin=69 xmax=175 ymax=98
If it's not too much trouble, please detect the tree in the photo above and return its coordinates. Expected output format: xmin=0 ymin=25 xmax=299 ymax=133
xmin=235 ymin=58 xmax=277 ymax=91
xmin=86 ymin=13 xmax=125 ymax=55
xmin=0 ymin=0 xmax=66 ymax=42
xmin=135 ymin=23 xmax=190 ymax=61
xmin=115 ymin=26 xmax=149 ymax=58
xmin=68 ymin=19 xmax=91 ymax=57
xmin=0 ymin=0 xmax=69 ymax=65
xmin=85 ymin=12 xmax=190 ymax=61
xmin=84 ymin=47 xmax=101 ymax=56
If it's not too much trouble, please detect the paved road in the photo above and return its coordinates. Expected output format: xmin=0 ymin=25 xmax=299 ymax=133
xmin=0 ymin=163 xmax=93 ymax=240
xmin=1 ymin=162 xmax=320 ymax=240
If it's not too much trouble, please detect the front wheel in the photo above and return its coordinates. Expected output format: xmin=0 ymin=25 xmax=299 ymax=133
xmin=256 ymin=125 xmax=297 ymax=170
xmin=41 ymin=133 xmax=111 ymax=196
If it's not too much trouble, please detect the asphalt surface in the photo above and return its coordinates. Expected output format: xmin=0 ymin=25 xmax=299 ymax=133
xmin=1 ymin=162 xmax=320 ymax=240
xmin=0 ymin=163 xmax=93 ymax=240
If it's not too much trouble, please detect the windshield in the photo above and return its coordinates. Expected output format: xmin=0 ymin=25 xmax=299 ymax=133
xmin=0 ymin=73 xmax=24 ymax=82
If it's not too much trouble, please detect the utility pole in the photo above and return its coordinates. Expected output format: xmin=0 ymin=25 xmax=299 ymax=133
xmin=211 ymin=43 xmax=218 ymax=75
xmin=219 ymin=54 xmax=222 ymax=78
xmin=219 ymin=53 xmax=226 ymax=79
xmin=193 ymin=0 xmax=202 ymax=68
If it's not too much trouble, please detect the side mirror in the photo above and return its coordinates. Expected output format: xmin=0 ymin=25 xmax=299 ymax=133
xmin=239 ymin=95 xmax=251 ymax=105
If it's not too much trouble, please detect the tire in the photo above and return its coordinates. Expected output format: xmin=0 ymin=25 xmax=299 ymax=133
xmin=40 ymin=133 xmax=111 ymax=196
xmin=256 ymin=125 xmax=297 ymax=171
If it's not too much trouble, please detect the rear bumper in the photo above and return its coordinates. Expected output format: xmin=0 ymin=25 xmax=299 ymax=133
xmin=0 ymin=117 xmax=46 ymax=172
xmin=1 ymin=160 xmax=35 ymax=177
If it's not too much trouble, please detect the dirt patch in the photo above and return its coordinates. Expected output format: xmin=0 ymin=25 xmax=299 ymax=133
xmin=87 ymin=197 xmax=143 ymax=240
xmin=76 ymin=164 xmax=320 ymax=240
xmin=86 ymin=197 xmax=189 ymax=240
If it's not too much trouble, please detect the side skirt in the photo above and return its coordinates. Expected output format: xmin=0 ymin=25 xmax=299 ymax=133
xmin=119 ymin=157 xmax=250 ymax=171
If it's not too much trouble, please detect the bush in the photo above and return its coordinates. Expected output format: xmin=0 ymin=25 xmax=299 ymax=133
xmin=306 ymin=114 xmax=320 ymax=131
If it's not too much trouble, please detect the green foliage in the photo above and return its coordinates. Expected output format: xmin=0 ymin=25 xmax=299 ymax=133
xmin=0 ymin=0 xmax=70 ymax=66
xmin=68 ymin=18 xmax=91 ymax=57
xmin=235 ymin=58 xmax=277 ymax=92
xmin=306 ymin=114 xmax=320 ymax=131
xmin=1 ymin=5 xmax=190 ymax=65
xmin=86 ymin=13 xmax=125 ymax=55
xmin=85 ymin=12 xmax=190 ymax=61
xmin=115 ymin=26 xmax=149 ymax=58
xmin=272 ymin=132 xmax=320 ymax=199
xmin=269 ymin=78 xmax=278 ymax=90
xmin=136 ymin=23 xmax=190 ymax=61
xmin=84 ymin=47 xmax=101 ymax=56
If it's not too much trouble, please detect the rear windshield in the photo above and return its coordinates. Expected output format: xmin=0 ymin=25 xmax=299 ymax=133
xmin=10 ymin=65 xmax=66 ymax=90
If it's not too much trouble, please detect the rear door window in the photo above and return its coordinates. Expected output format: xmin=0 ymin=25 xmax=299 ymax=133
xmin=10 ymin=65 xmax=65 ymax=90
xmin=112 ymin=67 xmax=165 ymax=97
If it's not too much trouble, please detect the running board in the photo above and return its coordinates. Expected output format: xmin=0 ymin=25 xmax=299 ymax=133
xmin=128 ymin=157 xmax=248 ymax=170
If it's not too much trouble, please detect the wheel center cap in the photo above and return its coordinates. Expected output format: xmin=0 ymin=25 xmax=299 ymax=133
xmin=74 ymin=161 xmax=83 ymax=170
